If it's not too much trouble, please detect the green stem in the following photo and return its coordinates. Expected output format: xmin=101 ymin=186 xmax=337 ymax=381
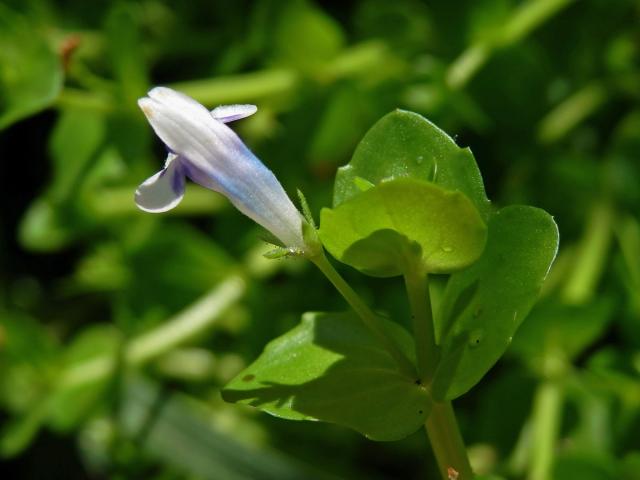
xmin=562 ymin=200 xmax=614 ymax=304
xmin=615 ymin=216 xmax=640 ymax=313
xmin=446 ymin=44 xmax=491 ymax=90
xmin=60 ymin=276 xmax=245 ymax=388
xmin=171 ymin=69 xmax=299 ymax=105
xmin=528 ymin=380 xmax=563 ymax=480
xmin=56 ymin=88 xmax=116 ymax=113
xmin=538 ymin=82 xmax=608 ymax=144
xmin=500 ymin=0 xmax=575 ymax=45
xmin=426 ymin=401 xmax=474 ymax=480
xmin=446 ymin=0 xmax=575 ymax=89
xmin=320 ymin=40 xmax=392 ymax=81
xmin=403 ymin=268 xmax=439 ymax=381
xmin=311 ymin=252 xmax=416 ymax=378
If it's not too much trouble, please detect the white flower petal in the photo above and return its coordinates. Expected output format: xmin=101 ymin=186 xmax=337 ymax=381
xmin=135 ymin=154 xmax=185 ymax=213
xmin=147 ymin=87 xmax=206 ymax=114
xmin=137 ymin=88 xmax=305 ymax=247
xmin=137 ymin=96 xmax=228 ymax=175
xmin=211 ymin=104 xmax=257 ymax=123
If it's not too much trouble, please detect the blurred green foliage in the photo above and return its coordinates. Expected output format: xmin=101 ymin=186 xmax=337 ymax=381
xmin=1 ymin=0 xmax=639 ymax=479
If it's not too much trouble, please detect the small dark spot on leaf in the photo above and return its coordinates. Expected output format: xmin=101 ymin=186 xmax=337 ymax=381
xmin=415 ymin=379 xmax=422 ymax=385
xmin=418 ymin=410 xmax=423 ymax=414
xmin=468 ymin=328 xmax=484 ymax=347
xmin=242 ymin=374 xmax=255 ymax=382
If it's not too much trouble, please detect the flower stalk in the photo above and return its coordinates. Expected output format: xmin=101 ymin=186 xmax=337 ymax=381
xmin=403 ymin=266 xmax=439 ymax=382
xmin=310 ymin=250 xmax=416 ymax=378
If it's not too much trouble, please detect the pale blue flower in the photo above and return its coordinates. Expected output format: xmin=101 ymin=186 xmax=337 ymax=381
xmin=135 ymin=87 xmax=305 ymax=249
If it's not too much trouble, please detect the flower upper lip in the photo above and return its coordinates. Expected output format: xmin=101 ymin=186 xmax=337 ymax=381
xmin=135 ymin=87 xmax=305 ymax=249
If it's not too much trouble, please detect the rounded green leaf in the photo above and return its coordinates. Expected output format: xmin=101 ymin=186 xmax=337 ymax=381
xmin=432 ymin=205 xmax=559 ymax=400
xmin=333 ymin=110 xmax=491 ymax=220
xmin=222 ymin=311 xmax=431 ymax=441
xmin=319 ymin=178 xmax=487 ymax=277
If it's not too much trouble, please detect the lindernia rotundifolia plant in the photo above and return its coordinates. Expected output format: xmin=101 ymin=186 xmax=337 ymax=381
xmin=135 ymin=86 xmax=559 ymax=480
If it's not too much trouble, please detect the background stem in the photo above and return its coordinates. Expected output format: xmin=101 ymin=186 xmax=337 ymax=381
xmin=528 ymin=380 xmax=563 ymax=480
xmin=60 ymin=276 xmax=245 ymax=388
xmin=447 ymin=0 xmax=575 ymax=89
xmin=562 ymin=200 xmax=613 ymax=304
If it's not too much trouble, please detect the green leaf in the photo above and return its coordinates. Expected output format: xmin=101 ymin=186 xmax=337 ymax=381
xmin=333 ymin=110 xmax=491 ymax=220
xmin=273 ymin=0 xmax=345 ymax=74
xmin=0 ymin=5 xmax=62 ymax=130
xmin=122 ymin=223 xmax=236 ymax=319
xmin=0 ymin=400 xmax=49 ymax=458
xmin=18 ymin=198 xmax=72 ymax=252
xmin=46 ymin=325 xmax=121 ymax=431
xmin=319 ymin=178 xmax=487 ymax=277
xmin=553 ymin=452 xmax=618 ymax=480
xmin=222 ymin=311 xmax=431 ymax=441
xmin=0 ymin=311 xmax=58 ymax=366
xmin=309 ymin=84 xmax=370 ymax=163
xmin=509 ymin=299 xmax=613 ymax=371
xmin=0 ymin=312 xmax=59 ymax=457
xmin=433 ymin=205 xmax=559 ymax=400
xmin=17 ymin=109 xmax=105 ymax=252
xmin=0 ymin=313 xmax=58 ymax=415
xmin=105 ymin=3 xmax=148 ymax=103
xmin=49 ymin=109 xmax=106 ymax=202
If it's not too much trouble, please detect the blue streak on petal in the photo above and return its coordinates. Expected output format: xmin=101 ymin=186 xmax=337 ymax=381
xmin=138 ymin=88 xmax=304 ymax=247
xmin=171 ymin=166 xmax=185 ymax=195
xmin=181 ymin=144 xmax=304 ymax=247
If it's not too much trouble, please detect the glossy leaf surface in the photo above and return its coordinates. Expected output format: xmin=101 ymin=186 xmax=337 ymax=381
xmin=320 ymin=178 xmax=487 ymax=276
xmin=333 ymin=110 xmax=491 ymax=220
xmin=433 ymin=205 xmax=559 ymax=400
xmin=223 ymin=311 xmax=431 ymax=441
